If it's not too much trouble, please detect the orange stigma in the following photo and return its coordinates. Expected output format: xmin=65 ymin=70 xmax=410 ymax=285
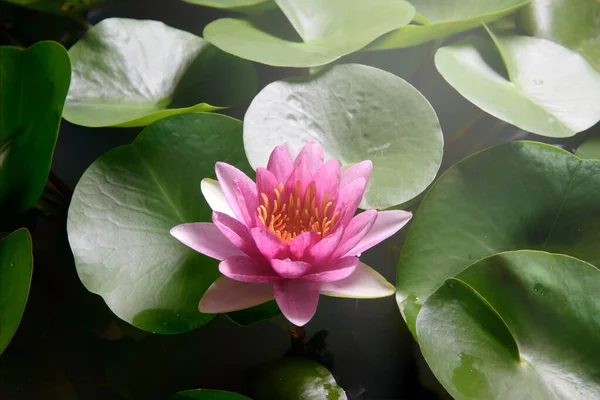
xmin=257 ymin=181 xmax=340 ymax=242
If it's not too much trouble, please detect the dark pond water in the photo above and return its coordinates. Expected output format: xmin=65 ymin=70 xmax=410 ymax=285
xmin=1 ymin=1 xmax=596 ymax=399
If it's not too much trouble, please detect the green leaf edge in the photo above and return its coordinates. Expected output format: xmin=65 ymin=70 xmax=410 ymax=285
xmin=0 ymin=227 xmax=33 ymax=355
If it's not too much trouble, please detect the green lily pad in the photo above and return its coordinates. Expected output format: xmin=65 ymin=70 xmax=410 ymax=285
xmin=67 ymin=114 xmax=254 ymax=334
xmin=203 ymin=0 xmax=415 ymax=67
xmin=576 ymin=137 xmax=600 ymax=160
xmin=369 ymin=0 xmax=528 ymax=50
xmin=63 ymin=18 xmax=257 ymax=128
xmin=181 ymin=0 xmax=275 ymax=13
xmin=435 ymin=27 xmax=600 ymax=138
xmin=397 ymin=141 xmax=600 ymax=335
xmin=243 ymin=63 xmax=443 ymax=209
xmin=417 ymin=250 xmax=600 ymax=400
xmin=251 ymin=357 xmax=347 ymax=400
xmin=0 ymin=228 xmax=33 ymax=355
xmin=0 ymin=41 xmax=70 ymax=215
xmin=170 ymin=389 xmax=250 ymax=399
xmin=518 ymin=0 xmax=600 ymax=71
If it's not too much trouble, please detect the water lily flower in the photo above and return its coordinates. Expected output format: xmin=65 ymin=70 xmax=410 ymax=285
xmin=170 ymin=141 xmax=412 ymax=326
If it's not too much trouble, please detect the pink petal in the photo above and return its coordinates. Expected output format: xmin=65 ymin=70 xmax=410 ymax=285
xmin=233 ymin=180 xmax=259 ymax=228
xmin=346 ymin=210 xmax=412 ymax=256
xmin=170 ymin=223 xmax=245 ymax=260
xmin=319 ymin=262 xmax=395 ymax=298
xmin=251 ymin=227 xmax=289 ymax=259
xmin=313 ymin=159 xmax=341 ymax=206
xmin=283 ymin=141 xmax=299 ymax=162
xmin=307 ymin=227 xmax=344 ymax=265
xmin=201 ymin=178 xmax=235 ymax=218
xmin=335 ymin=177 xmax=367 ymax=227
xmin=330 ymin=210 xmax=378 ymax=259
xmin=303 ymin=256 xmax=358 ymax=282
xmin=256 ymin=167 xmax=280 ymax=197
xmin=212 ymin=212 xmax=263 ymax=260
xmin=271 ymin=258 xmax=313 ymax=279
xmin=266 ymin=146 xmax=294 ymax=183
xmin=284 ymin=158 xmax=313 ymax=198
xmin=199 ymin=275 xmax=274 ymax=313
xmin=219 ymin=256 xmax=281 ymax=283
xmin=274 ymin=279 xmax=319 ymax=326
xmin=289 ymin=230 xmax=319 ymax=259
xmin=294 ymin=141 xmax=324 ymax=174
xmin=340 ymin=160 xmax=372 ymax=189
xmin=215 ymin=162 xmax=257 ymax=223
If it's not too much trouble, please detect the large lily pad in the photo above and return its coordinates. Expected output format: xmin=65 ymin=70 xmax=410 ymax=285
xmin=417 ymin=251 xmax=600 ymax=399
xmin=251 ymin=357 xmax=347 ymax=400
xmin=0 ymin=41 xmax=70 ymax=215
xmin=67 ymin=114 xmax=254 ymax=334
xmin=396 ymin=141 xmax=600 ymax=335
xmin=203 ymin=0 xmax=415 ymax=67
xmin=518 ymin=0 xmax=600 ymax=71
xmin=0 ymin=228 xmax=33 ymax=355
xmin=170 ymin=389 xmax=250 ymax=399
xmin=369 ymin=0 xmax=528 ymax=50
xmin=63 ymin=18 xmax=257 ymax=128
xmin=243 ymin=63 xmax=443 ymax=209
xmin=435 ymin=27 xmax=600 ymax=138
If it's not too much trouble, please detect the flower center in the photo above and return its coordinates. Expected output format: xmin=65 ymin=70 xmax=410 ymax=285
xmin=257 ymin=181 xmax=340 ymax=242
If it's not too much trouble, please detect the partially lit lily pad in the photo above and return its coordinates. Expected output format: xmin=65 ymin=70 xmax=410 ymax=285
xmin=518 ymin=0 xmax=600 ymax=71
xmin=67 ymin=114 xmax=254 ymax=334
xmin=204 ymin=0 xmax=415 ymax=67
xmin=397 ymin=141 xmax=600 ymax=335
xmin=251 ymin=358 xmax=347 ymax=400
xmin=244 ymin=63 xmax=443 ymax=209
xmin=369 ymin=0 xmax=528 ymax=50
xmin=0 ymin=228 xmax=33 ymax=355
xmin=63 ymin=18 xmax=257 ymax=127
xmin=418 ymin=251 xmax=600 ymax=400
xmin=576 ymin=137 xmax=600 ymax=160
xmin=0 ymin=41 xmax=70 ymax=215
xmin=435 ymin=27 xmax=600 ymax=137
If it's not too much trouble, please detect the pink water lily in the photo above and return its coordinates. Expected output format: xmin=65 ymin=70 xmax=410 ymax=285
xmin=170 ymin=141 xmax=412 ymax=326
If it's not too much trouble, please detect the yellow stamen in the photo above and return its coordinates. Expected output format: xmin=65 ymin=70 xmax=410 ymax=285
xmin=257 ymin=181 xmax=340 ymax=242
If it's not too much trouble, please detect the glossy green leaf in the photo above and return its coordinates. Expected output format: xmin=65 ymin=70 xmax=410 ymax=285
xmin=170 ymin=389 xmax=250 ymax=400
xmin=225 ymin=300 xmax=280 ymax=327
xmin=181 ymin=0 xmax=275 ymax=13
xmin=244 ymin=63 xmax=443 ymax=209
xmin=251 ymin=357 xmax=346 ymax=400
xmin=397 ymin=141 xmax=600 ymax=335
xmin=368 ymin=0 xmax=528 ymax=50
xmin=435 ymin=27 xmax=600 ymax=138
xmin=417 ymin=251 xmax=600 ymax=399
xmin=63 ymin=18 xmax=257 ymax=128
xmin=67 ymin=114 xmax=254 ymax=334
xmin=518 ymin=0 xmax=600 ymax=71
xmin=0 ymin=41 xmax=70 ymax=215
xmin=576 ymin=137 xmax=600 ymax=160
xmin=203 ymin=0 xmax=415 ymax=67
xmin=1 ymin=0 xmax=105 ymax=14
xmin=0 ymin=228 xmax=33 ymax=354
